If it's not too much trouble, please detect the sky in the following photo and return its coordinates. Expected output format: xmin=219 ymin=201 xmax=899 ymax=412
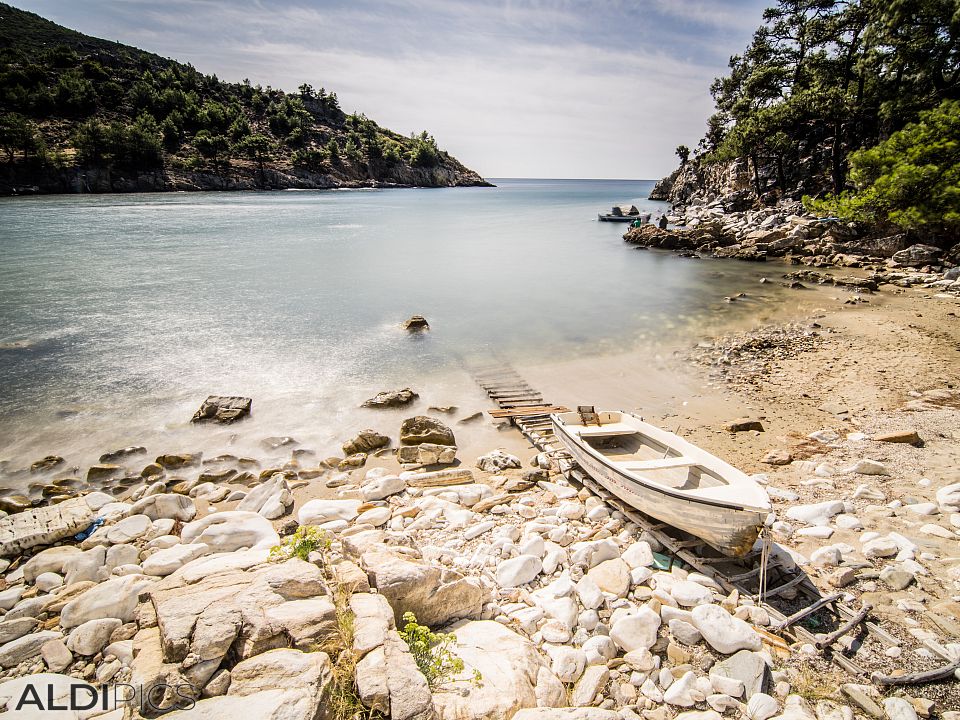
xmin=13 ymin=0 xmax=771 ymax=179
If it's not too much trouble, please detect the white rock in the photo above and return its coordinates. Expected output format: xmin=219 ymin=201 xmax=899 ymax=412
xmin=539 ymin=596 xmax=578 ymax=630
xmin=853 ymin=484 xmax=885 ymax=501
xmin=34 ymin=571 xmax=64 ymax=593
xmin=105 ymin=514 xmax=152 ymax=544
xmin=846 ymin=459 xmax=889 ymax=475
xmin=238 ymin=475 xmax=293 ymax=519
xmin=710 ymin=674 xmax=744 ymax=698
xmin=883 ymin=697 xmax=918 ymax=720
xmin=571 ymin=665 xmax=609 ymax=707
xmin=905 ymin=502 xmax=938 ymax=516
xmin=0 ymin=585 xmax=27 ymax=610
xmin=640 ymin=677 xmax=663 ymax=703
xmin=497 ymin=555 xmax=542 ymax=587
xmin=60 ymin=574 xmax=153 ymax=628
xmin=575 ymin=576 xmax=604 ymax=610
xmin=863 ymin=536 xmax=899 ymax=559
xmin=362 ymin=475 xmax=406 ymax=501
xmin=476 ymin=450 xmax=522 ymax=472
xmin=748 ymin=693 xmax=780 ymax=720
xmin=796 ymin=526 xmax=834 ymax=539
xmin=622 ymin=541 xmax=655 ymax=568
xmin=557 ymin=502 xmax=584 ymax=520
xmin=691 ymin=604 xmax=762 ymax=654
xmin=835 ymin=514 xmax=863 ymax=530
xmin=66 ymin=618 xmax=122 ymax=656
xmin=587 ymin=558 xmax=630 ymax=598
xmin=298 ymin=498 xmax=362 ymax=525
xmin=610 ymin=607 xmax=661 ymax=652
xmin=664 ymin=671 xmax=699 ymax=707
xmin=582 ymin=635 xmax=617 ymax=665
xmin=786 ymin=501 xmax=844 ymax=526
xmin=180 ymin=511 xmax=280 ymax=552
xmin=936 ymin=482 xmax=960 ymax=511
xmin=357 ymin=507 xmax=391 ymax=527
xmin=130 ymin=493 xmax=196 ymax=521
xmin=546 ymin=645 xmax=587 ymax=683
xmin=520 ymin=534 xmax=545 ymax=558
xmin=671 ymin=579 xmax=713 ymax=607
xmin=142 ymin=543 xmax=210 ymax=576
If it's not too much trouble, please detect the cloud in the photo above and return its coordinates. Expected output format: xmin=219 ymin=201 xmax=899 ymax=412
xmin=13 ymin=0 xmax=768 ymax=177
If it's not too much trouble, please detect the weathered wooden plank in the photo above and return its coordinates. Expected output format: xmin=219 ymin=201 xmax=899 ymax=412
xmin=488 ymin=406 xmax=569 ymax=418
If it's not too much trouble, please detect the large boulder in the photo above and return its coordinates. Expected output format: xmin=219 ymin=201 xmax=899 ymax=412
xmin=60 ymin=574 xmax=153 ymax=628
xmin=0 ymin=492 xmax=112 ymax=557
xmin=159 ymin=649 xmax=332 ymax=720
xmin=892 ymin=243 xmax=942 ymax=267
xmin=357 ymin=629 xmax=436 ymax=720
xmin=400 ymin=416 xmax=456 ymax=446
xmin=146 ymin=558 xmax=329 ymax=673
xmin=191 ymin=395 xmax=252 ymax=424
xmin=343 ymin=429 xmax=391 ymax=456
xmin=22 ymin=546 xmax=83 ymax=583
xmin=360 ymin=549 xmax=487 ymax=627
xmin=180 ymin=511 xmax=280 ymax=553
xmin=130 ymin=493 xmax=197 ymax=522
xmin=432 ymin=620 xmax=565 ymax=719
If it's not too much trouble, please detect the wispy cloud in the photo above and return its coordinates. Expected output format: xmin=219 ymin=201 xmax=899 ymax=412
xmin=13 ymin=0 xmax=770 ymax=177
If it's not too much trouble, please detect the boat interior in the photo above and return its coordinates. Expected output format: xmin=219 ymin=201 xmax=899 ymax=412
xmin=558 ymin=407 xmax=728 ymax=492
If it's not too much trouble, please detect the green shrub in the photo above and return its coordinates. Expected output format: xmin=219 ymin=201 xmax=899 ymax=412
xmin=804 ymin=98 xmax=960 ymax=237
xmin=268 ymin=525 xmax=331 ymax=563
xmin=398 ymin=612 xmax=479 ymax=689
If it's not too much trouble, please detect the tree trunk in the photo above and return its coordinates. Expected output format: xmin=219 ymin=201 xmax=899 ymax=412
xmin=751 ymin=153 xmax=762 ymax=196
xmin=831 ymin=120 xmax=845 ymax=195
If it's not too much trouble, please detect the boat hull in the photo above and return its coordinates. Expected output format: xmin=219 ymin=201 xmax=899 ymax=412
xmin=598 ymin=214 xmax=637 ymax=222
xmin=553 ymin=419 xmax=765 ymax=556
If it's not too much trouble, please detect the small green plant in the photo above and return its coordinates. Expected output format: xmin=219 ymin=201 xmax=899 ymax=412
xmin=398 ymin=612 xmax=480 ymax=689
xmin=268 ymin=525 xmax=331 ymax=563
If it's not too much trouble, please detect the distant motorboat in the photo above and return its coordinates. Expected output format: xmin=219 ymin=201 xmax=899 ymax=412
xmin=552 ymin=408 xmax=771 ymax=556
xmin=598 ymin=204 xmax=650 ymax=223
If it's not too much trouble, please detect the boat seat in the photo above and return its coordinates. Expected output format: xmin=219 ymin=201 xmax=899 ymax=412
xmin=618 ymin=456 xmax=698 ymax=471
xmin=576 ymin=423 xmax=639 ymax=438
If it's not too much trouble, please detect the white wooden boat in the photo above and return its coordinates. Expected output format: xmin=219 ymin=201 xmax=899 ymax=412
xmin=551 ymin=408 xmax=770 ymax=556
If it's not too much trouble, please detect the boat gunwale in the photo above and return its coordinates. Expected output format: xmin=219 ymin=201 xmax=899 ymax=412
xmin=551 ymin=412 xmax=770 ymax=515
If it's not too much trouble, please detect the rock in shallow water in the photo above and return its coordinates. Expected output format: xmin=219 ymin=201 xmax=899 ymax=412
xmin=362 ymin=388 xmax=418 ymax=408
xmin=400 ymin=415 xmax=456 ymax=446
xmin=191 ymin=395 xmax=252 ymax=424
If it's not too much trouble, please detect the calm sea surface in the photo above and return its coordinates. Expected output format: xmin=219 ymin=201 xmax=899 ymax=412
xmin=0 ymin=179 xmax=788 ymax=482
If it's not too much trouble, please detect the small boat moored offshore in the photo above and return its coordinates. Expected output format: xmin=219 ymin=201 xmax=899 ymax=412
xmin=598 ymin=204 xmax=651 ymax=223
xmin=551 ymin=408 xmax=771 ymax=556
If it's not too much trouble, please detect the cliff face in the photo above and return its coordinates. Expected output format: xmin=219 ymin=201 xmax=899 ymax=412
xmin=0 ymin=3 xmax=490 ymax=195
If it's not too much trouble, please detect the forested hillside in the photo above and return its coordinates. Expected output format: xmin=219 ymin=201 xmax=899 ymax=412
xmin=0 ymin=3 xmax=488 ymax=194
xmin=654 ymin=0 xmax=959 ymax=243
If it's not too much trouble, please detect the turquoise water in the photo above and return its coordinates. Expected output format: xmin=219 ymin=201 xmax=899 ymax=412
xmin=0 ymin=179 xmax=782 ymax=478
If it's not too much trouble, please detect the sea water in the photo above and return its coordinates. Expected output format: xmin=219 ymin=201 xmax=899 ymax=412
xmin=0 ymin=179 xmax=793 ymax=481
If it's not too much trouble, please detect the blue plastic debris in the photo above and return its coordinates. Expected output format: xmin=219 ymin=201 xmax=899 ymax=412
xmin=74 ymin=516 xmax=104 ymax=542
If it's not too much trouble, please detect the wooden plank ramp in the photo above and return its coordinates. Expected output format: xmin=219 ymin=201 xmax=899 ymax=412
xmin=466 ymin=360 xmax=569 ymax=452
